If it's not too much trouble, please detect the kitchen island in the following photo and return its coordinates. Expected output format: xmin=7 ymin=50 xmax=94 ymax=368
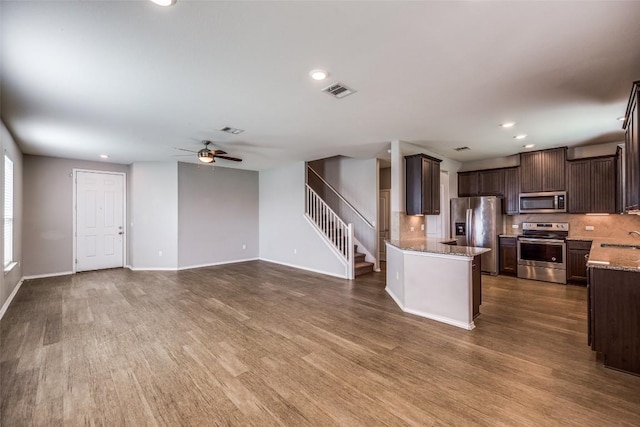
xmin=586 ymin=237 xmax=640 ymax=375
xmin=386 ymin=238 xmax=491 ymax=330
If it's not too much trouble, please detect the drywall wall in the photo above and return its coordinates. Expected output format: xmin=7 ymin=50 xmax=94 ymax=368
xmin=130 ymin=162 xmax=178 ymax=269
xmin=177 ymin=163 xmax=259 ymax=268
xmin=22 ymin=155 xmax=129 ymax=277
xmin=1 ymin=122 xmax=23 ymax=312
xmin=259 ymin=162 xmax=348 ymax=277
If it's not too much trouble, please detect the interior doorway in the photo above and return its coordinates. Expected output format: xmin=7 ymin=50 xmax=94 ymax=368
xmin=74 ymin=170 xmax=126 ymax=272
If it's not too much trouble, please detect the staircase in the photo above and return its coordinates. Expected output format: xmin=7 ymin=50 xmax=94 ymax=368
xmin=354 ymin=245 xmax=374 ymax=277
xmin=304 ymin=164 xmax=377 ymax=280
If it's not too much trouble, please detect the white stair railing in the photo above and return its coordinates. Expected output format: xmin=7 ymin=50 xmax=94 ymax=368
xmin=305 ymin=184 xmax=355 ymax=279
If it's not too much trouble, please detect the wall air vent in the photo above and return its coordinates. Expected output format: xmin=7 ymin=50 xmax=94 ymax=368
xmin=322 ymin=82 xmax=356 ymax=99
xmin=454 ymin=146 xmax=471 ymax=151
xmin=219 ymin=126 xmax=244 ymax=135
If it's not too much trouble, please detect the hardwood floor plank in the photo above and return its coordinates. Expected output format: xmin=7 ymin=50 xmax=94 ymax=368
xmin=1 ymin=261 xmax=640 ymax=426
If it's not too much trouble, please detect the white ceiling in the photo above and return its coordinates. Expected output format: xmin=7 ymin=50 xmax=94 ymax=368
xmin=2 ymin=1 xmax=640 ymax=170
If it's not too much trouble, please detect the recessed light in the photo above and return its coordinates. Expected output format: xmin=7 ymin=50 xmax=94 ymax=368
xmin=523 ymin=144 xmax=535 ymax=148
xmin=500 ymin=122 xmax=516 ymax=128
xmin=100 ymin=154 xmax=109 ymax=159
xmin=617 ymin=116 xmax=626 ymax=121
xmin=309 ymin=69 xmax=329 ymax=81
xmin=150 ymin=0 xmax=176 ymax=6
xmin=514 ymin=134 xmax=527 ymax=140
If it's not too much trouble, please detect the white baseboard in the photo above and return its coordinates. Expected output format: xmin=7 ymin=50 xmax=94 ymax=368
xmin=385 ymin=287 xmax=474 ymax=330
xmin=0 ymin=278 xmax=24 ymax=321
xmin=22 ymin=271 xmax=74 ymax=280
xmin=126 ymin=266 xmax=178 ymax=271
xmin=259 ymin=258 xmax=348 ymax=279
xmin=177 ymin=257 xmax=260 ymax=271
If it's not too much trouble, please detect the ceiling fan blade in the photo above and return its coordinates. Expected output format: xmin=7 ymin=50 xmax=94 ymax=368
xmin=211 ymin=149 xmax=227 ymax=155
xmin=214 ymin=155 xmax=243 ymax=162
xmin=174 ymin=147 xmax=198 ymax=153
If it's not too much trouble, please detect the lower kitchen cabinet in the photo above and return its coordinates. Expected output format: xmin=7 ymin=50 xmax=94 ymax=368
xmin=473 ymin=255 xmax=481 ymax=318
xmin=589 ymin=267 xmax=640 ymax=375
xmin=567 ymin=240 xmax=591 ymax=285
xmin=499 ymin=236 xmax=517 ymax=276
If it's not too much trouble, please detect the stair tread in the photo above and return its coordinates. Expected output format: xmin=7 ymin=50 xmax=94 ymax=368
xmin=355 ymin=261 xmax=374 ymax=268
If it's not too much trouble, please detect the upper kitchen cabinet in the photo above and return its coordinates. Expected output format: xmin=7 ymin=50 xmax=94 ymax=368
xmin=503 ymin=168 xmax=520 ymax=215
xmin=458 ymin=169 xmax=504 ymax=197
xmin=405 ymin=154 xmax=441 ymax=215
xmin=458 ymin=171 xmax=478 ymax=197
xmin=623 ymin=80 xmax=640 ymax=212
xmin=520 ymin=147 xmax=567 ymax=193
xmin=567 ymin=156 xmax=617 ymax=214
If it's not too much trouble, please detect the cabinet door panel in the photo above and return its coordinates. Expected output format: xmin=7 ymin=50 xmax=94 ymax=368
xmin=567 ymin=160 xmax=591 ymax=213
xmin=479 ymin=169 xmax=504 ymax=196
xmin=499 ymin=237 xmax=517 ymax=275
xmin=591 ymin=157 xmax=616 ymax=213
xmin=543 ymin=148 xmax=566 ymax=191
xmin=422 ymin=158 xmax=433 ymax=214
xmin=458 ymin=172 xmax=478 ymax=196
xmin=431 ymin=160 xmax=440 ymax=214
xmin=520 ymin=152 xmax=543 ymax=193
xmin=567 ymin=248 xmax=589 ymax=284
xmin=504 ymin=168 xmax=520 ymax=214
xmin=405 ymin=156 xmax=423 ymax=215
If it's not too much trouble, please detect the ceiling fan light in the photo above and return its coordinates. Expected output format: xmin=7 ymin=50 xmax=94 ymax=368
xmin=197 ymin=149 xmax=214 ymax=163
xmin=150 ymin=0 xmax=176 ymax=6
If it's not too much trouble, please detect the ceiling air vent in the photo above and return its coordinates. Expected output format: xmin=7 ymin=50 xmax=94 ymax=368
xmin=322 ymin=82 xmax=356 ymax=99
xmin=219 ymin=126 xmax=244 ymax=135
xmin=454 ymin=146 xmax=471 ymax=151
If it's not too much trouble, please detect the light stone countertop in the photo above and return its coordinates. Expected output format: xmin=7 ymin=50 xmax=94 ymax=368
xmin=386 ymin=238 xmax=491 ymax=258
xmin=586 ymin=237 xmax=640 ymax=272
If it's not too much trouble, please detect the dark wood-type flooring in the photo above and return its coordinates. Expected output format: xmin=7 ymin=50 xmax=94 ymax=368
xmin=1 ymin=261 xmax=639 ymax=426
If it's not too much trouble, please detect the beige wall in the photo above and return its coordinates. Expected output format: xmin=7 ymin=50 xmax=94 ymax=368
xmin=177 ymin=162 xmax=259 ymax=268
xmin=22 ymin=155 xmax=130 ymax=277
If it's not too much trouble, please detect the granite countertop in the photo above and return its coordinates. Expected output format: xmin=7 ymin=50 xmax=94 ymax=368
xmin=386 ymin=238 xmax=491 ymax=258
xmin=586 ymin=237 xmax=640 ymax=272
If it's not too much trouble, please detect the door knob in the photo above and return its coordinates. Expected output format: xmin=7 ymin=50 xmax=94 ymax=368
xmin=118 ymin=231 xmax=124 ymax=235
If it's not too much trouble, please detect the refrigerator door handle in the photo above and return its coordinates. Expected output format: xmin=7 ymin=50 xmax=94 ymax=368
xmin=466 ymin=208 xmax=473 ymax=247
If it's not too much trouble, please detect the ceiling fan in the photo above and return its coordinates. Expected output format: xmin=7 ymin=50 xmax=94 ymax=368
xmin=174 ymin=140 xmax=242 ymax=164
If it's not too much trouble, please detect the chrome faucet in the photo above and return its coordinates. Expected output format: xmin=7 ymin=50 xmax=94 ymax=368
xmin=629 ymin=230 xmax=640 ymax=238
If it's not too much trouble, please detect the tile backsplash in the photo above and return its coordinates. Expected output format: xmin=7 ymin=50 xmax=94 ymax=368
xmin=504 ymin=213 xmax=640 ymax=240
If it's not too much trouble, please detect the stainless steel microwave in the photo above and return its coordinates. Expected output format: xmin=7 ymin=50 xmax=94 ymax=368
xmin=518 ymin=191 xmax=567 ymax=214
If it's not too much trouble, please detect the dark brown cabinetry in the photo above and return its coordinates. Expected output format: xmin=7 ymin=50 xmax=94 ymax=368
xmin=499 ymin=236 xmax=517 ymax=276
xmin=405 ymin=154 xmax=441 ymax=215
xmin=520 ymin=147 xmax=567 ymax=193
xmin=472 ymin=255 xmax=481 ymax=318
xmin=623 ymin=81 xmax=640 ymax=212
xmin=566 ymin=240 xmax=591 ymax=284
xmin=458 ymin=171 xmax=478 ymax=197
xmin=567 ymin=156 xmax=617 ymax=214
xmin=589 ymin=267 xmax=640 ymax=375
xmin=503 ymin=168 xmax=519 ymax=215
xmin=458 ymin=169 xmax=505 ymax=197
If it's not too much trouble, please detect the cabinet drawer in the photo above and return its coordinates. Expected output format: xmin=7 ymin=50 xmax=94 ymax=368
xmin=567 ymin=240 xmax=592 ymax=251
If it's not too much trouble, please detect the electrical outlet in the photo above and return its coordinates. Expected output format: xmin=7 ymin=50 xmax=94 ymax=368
xmin=158 ymin=251 xmax=163 ymax=256
xmin=512 ymin=224 xmax=519 ymax=229
xmin=410 ymin=226 xmax=415 ymax=231
xmin=585 ymin=226 xmax=595 ymax=231
xmin=242 ymin=244 xmax=246 ymax=250
xmin=396 ymin=272 xmax=399 ymax=280
xmin=421 ymin=224 xmax=425 ymax=231
xmin=293 ymin=249 xmax=297 ymax=254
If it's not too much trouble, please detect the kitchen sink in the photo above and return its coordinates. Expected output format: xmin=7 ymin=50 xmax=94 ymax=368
xmin=600 ymin=243 xmax=640 ymax=250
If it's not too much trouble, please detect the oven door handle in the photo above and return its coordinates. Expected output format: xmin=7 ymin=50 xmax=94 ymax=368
xmin=518 ymin=238 xmax=566 ymax=245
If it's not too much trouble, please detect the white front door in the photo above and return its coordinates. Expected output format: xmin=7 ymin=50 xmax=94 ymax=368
xmin=75 ymin=171 xmax=125 ymax=272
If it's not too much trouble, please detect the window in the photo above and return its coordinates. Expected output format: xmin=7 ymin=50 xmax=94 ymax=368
xmin=4 ymin=155 xmax=13 ymax=268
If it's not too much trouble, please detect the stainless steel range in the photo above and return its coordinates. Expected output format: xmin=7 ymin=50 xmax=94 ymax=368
xmin=517 ymin=222 xmax=569 ymax=284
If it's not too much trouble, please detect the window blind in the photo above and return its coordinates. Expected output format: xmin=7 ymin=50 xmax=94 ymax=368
xmin=4 ymin=155 xmax=13 ymax=267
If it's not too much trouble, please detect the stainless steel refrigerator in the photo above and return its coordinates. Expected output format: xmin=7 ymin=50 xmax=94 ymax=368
xmin=450 ymin=196 xmax=503 ymax=275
